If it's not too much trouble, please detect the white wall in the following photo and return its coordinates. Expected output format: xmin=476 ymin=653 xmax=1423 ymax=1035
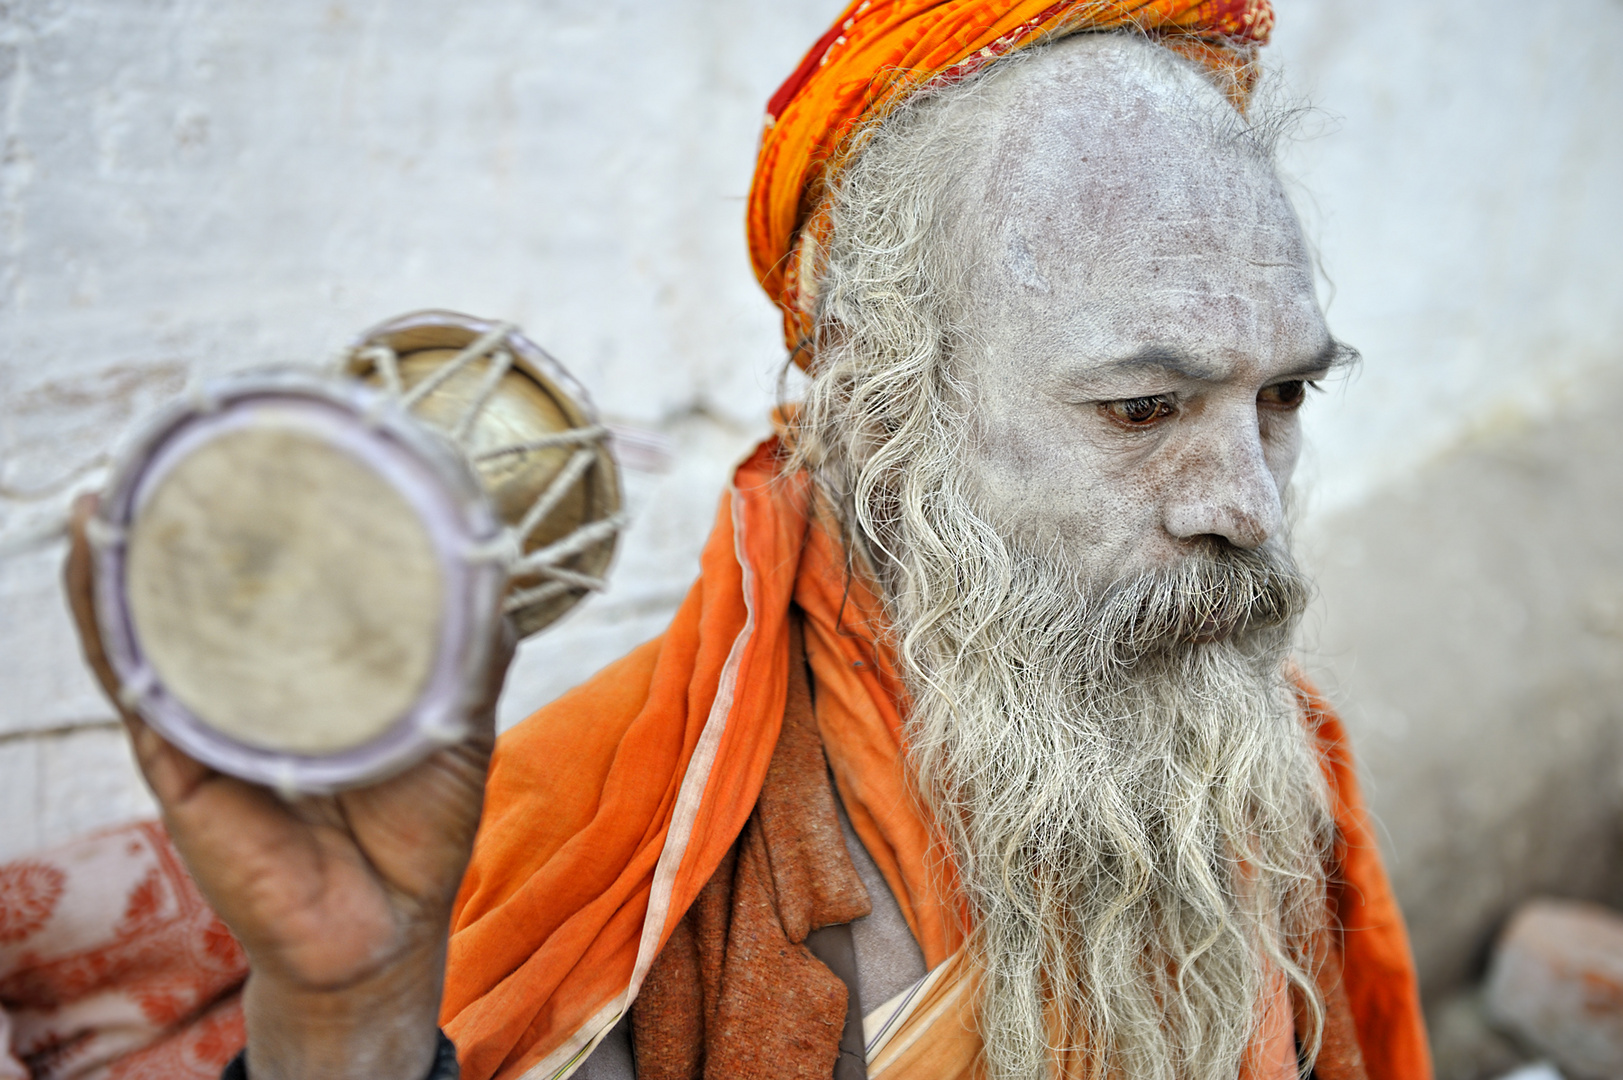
xmin=1275 ymin=0 xmax=1623 ymax=517
xmin=1269 ymin=0 xmax=1623 ymax=995
xmin=0 ymin=0 xmax=842 ymax=852
xmin=2 ymin=0 xmax=1620 ymax=996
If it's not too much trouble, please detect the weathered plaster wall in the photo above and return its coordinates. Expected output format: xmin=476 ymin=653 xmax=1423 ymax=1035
xmin=1301 ymin=369 xmax=1623 ymax=997
xmin=2 ymin=0 xmax=1620 ymax=1001
xmin=1273 ymin=0 xmax=1623 ymax=996
xmin=0 ymin=0 xmax=835 ymax=850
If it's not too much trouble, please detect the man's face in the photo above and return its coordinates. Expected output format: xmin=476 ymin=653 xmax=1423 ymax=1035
xmin=945 ymin=37 xmax=1339 ymax=587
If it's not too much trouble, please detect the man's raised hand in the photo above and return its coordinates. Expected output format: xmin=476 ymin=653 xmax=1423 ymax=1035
xmin=63 ymin=492 xmax=513 ymax=1080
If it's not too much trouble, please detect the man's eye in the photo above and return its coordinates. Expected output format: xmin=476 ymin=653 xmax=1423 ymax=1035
xmin=1101 ymin=395 xmax=1177 ymax=427
xmin=1258 ymin=380 xmax=1311 ymax=410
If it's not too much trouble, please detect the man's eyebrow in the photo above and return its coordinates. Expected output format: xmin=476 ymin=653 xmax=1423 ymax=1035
xmin=1281 ymin=338 xmax=1360 ymax=379
xmin=1092 ymin=338 xmax=1360 ymax=383
xmin=1104 ymin=347 xmax=1227 ymax=381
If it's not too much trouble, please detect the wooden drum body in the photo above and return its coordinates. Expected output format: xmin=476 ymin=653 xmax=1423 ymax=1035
xmin=90 ymin=312 xmax=621 ymax=793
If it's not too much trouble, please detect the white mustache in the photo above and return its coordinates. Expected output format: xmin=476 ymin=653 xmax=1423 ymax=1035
xmin=1087 ymin=542 xmax=1311 ymax=663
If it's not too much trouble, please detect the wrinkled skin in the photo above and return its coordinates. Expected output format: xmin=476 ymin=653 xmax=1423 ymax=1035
xmin=62 ymin=33 xmax=1341 ymax=1080
xmin=944 ymin=36 xmax=1342 ymax=579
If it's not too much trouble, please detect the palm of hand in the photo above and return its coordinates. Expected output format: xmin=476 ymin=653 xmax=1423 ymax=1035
xmin=132 ymin=720 xmax=494 ymax=993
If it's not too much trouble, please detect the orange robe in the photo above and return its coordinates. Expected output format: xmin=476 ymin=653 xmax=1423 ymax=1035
xmin=442 ymin=440 xmax=1432 ymax=1080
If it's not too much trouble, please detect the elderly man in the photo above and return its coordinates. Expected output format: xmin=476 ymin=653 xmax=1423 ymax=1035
xmin=62 ymin=2 xmax=1429 ymax=1079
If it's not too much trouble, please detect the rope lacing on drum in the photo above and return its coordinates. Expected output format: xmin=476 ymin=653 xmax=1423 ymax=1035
xmin=347 ymin=327 xmax=624 ymax=614
xmin=400 ymin=324 xmax=511 ymax=413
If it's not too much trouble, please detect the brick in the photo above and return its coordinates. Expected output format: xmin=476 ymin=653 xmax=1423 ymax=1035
xmin=1486 ymin=899 xmax=1623 ymax=1079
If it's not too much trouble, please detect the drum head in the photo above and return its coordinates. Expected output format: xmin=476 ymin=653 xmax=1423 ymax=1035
xmin=94 ymin=371 xmax=504 ymax=793
xmin=126 ymin=423 xmax=443 ymax=754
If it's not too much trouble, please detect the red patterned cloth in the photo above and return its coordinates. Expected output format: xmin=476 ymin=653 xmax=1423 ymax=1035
xmin=0 ymin=822 xmax=246 ymax=1080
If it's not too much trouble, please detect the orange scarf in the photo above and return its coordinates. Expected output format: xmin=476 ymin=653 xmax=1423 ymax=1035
xmin=442 ymin=439 xmax=1430 ymax=1080
xmin=745 ymin=0 xmax=1276 ymax=358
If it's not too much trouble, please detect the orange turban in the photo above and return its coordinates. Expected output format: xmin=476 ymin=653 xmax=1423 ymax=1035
xmin=745 ymin=0 xmax=1275 ymax=360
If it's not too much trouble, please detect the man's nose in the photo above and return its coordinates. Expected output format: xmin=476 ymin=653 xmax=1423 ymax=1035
xmin=1160 ymin=421 xmax=1283 ymax=550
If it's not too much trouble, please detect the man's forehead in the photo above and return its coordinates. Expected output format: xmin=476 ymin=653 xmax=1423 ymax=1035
xmin=936 ymin=34 xmax=1327 ymax=379
xmin=1060 ymin=333 xmax=1346 ymax=387
xmin=955 ymin=38 xmax=1303 ymax=261
xmin=1017 ymin=296 xmax=1334 ymax=392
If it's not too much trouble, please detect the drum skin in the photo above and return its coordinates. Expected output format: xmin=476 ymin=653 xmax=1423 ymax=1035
xmin=93 ymin=370 xmax=506 ymax=793
xmin=125 ymin=421 xmax=445 ymax=756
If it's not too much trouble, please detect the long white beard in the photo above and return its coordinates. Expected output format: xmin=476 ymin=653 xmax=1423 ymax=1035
xmin=882 ymin=479 xmax=1334 ymax=1080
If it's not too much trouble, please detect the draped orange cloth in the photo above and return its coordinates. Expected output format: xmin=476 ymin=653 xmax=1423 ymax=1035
xmin=442 ymin=440 xmax=1431 ymax=1080
xmin=744 ymin=0 xmax=1277 ymax=358
xmin=443 ymin=443 xmax=960 ymax=1080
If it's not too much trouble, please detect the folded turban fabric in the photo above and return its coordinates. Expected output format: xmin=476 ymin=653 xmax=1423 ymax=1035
xmin=745 ymin=0 xmax=1275 ymax=361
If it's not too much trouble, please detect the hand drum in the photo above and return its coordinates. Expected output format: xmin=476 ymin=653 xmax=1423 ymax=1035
xmin=89 ymin=311 xmax=621 ymax=793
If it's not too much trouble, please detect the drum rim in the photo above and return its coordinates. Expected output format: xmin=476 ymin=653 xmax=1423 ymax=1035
xmin=349 ymin=309 xmax=602 ymax=429
xmin=92 ymin=367 xmax=506 ymax=795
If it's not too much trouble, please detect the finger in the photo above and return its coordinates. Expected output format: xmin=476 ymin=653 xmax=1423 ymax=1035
xmin=63 ymin=492 xmax=123 ymax=709
xmin=158 ymin=776 xmax=355 ymax=941
xmin=124 ymin=712 xmax=218 ymax=806
xmin=67 ymin=493 xmax=222 ymax=804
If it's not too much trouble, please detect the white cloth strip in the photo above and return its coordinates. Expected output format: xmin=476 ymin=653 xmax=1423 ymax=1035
xmin=520 ymin=1000 xmax=626 ymax=1080
xmin=622 ymin=486 xmax=756 ymax=1010
xmin=862 ymin=964 xmax=941 ymax=1061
